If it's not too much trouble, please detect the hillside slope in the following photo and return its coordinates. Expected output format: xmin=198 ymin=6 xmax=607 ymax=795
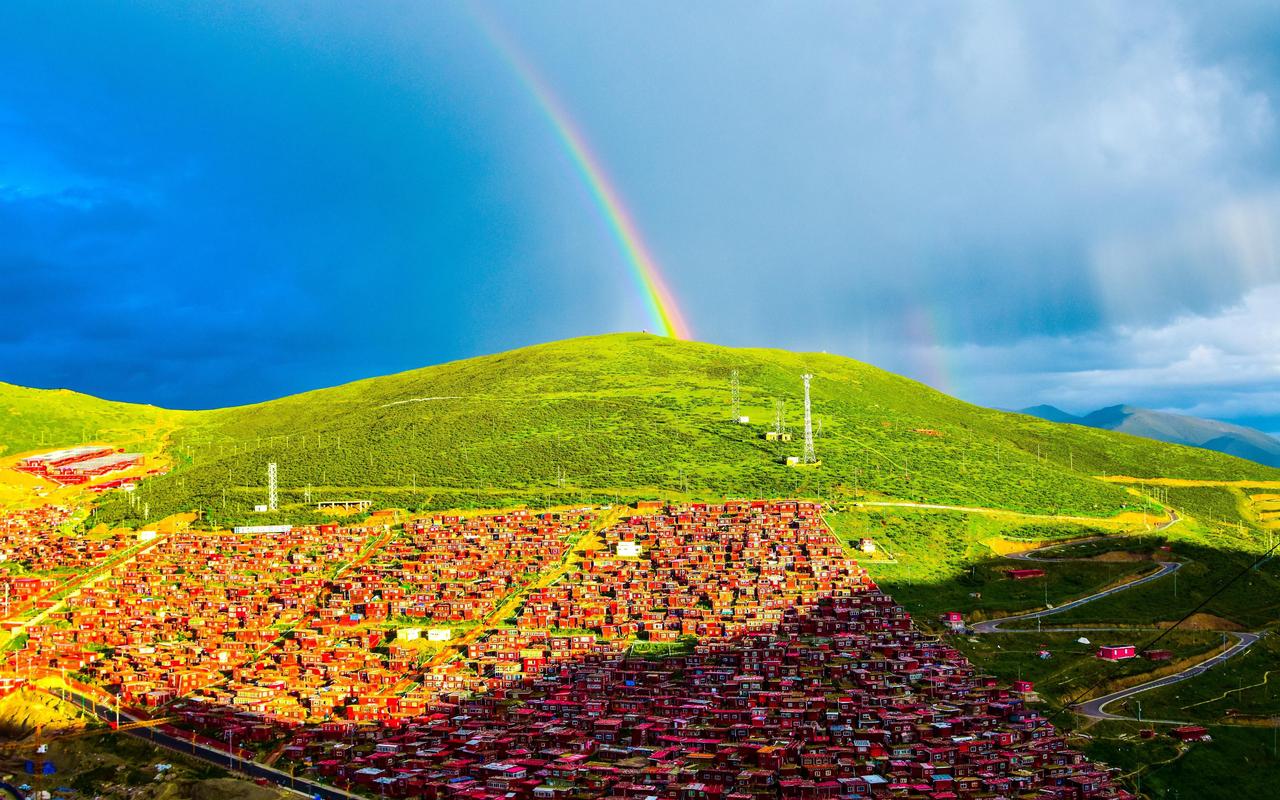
xmin=71 ymin=334 xmax=1277 ymax=526
xmin=1021 ymin=403 xmax=1280 ymax=467
xmin=0 ymin=381 xmax=185 ymax=458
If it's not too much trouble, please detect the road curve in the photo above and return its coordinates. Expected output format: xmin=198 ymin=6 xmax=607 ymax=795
xmin=1074 ymin=631 xmax=1262 ymax=721
xmin=972 ymin=510 xmax=1182 ymax=633
xmin=970 ymin=560 xmax=1182 ymax=633
xmin=1007 ymin=510 xmax=1181 ymax=562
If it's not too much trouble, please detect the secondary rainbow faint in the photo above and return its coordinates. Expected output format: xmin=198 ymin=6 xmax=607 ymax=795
xmin=470 ymin=5 xmax=692 ymax=340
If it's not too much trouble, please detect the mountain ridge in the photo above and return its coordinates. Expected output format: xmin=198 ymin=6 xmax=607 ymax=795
xmin=1020 ymin=402 xmax=1280 ymax=468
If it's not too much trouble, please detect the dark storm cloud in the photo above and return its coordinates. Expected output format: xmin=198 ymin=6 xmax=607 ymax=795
xmin=0 ymin=1 xmax=1277 ymax=428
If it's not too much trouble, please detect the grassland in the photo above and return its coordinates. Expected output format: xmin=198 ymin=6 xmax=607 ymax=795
xmin=1105 ymin=634 xmax=1280 ymax=723
xmin=1082 ymin=722 xmax=1280 ymax=799
xmin=951 ymin=630 xmax=1225 ymax=708
xmin=829 ymin=492 xmax=1280 ymax=797
xmin=1045 ymin=521 xmax=1280 ymax=630
xmin=25 ymin=333 xmax=1260 ymax=528
xmin=0 ymin=381 xmax=185 ymax=458
xmin=828 ymin=507 xmax=1155 ymax=621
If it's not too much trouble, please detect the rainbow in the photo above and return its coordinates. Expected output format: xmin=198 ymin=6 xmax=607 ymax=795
xmin=470 ymin=7 xmax=692 ymax=339
xmin=903 ymin=305 xmax=959 ymax=397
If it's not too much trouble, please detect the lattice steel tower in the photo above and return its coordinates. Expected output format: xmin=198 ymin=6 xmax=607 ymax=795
xmin=801 ymin=375 xmax=817 ymax=463
xmin=730 ymin=370 xmax=740 ymax=420
xmin=773 ymin=400 xmax=786 ymax=435
xmin=267 ymin=462 xmax=278 ymax=512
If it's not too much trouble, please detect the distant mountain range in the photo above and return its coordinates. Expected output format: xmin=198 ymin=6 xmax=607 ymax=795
xmin=1020 ymin=404 xmax=1280 ymax=468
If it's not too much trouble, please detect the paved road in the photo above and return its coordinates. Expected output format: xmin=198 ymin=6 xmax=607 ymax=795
xmin=1074 ymin=631 xmax=1262 ymax=721
xmin=973 ymin=511 xmax=1182 ymax=633
xmin=971 ymin=560 xmax=1183 ymax=633
xmin=964 ymin=508 xmax=1262 ymax=721
xmin=49 ymin=689 xmax=358 ymax=800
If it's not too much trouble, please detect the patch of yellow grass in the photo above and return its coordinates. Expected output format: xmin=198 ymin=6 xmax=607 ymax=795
xmin=1110 ymin=511 xmax=1159 ymax=526
xmin=1100 ymin=476 xmax=1280 ymax=489
xmin=985 ymin=537 xmax=1042 ymax=556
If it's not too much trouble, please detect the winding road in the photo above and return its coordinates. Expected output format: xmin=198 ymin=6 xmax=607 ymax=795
xmin=970 ymin=561 xmax=1183 ymax=633
xmin=972 ymin=512 xmax=1181 ymax=633
xmin=1074 ymin=631 xmax=1262 ymax=721
xmin=963 ymin=510 xmax=1262 ymax=721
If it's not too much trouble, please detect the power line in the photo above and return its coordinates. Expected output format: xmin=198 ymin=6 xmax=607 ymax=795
xmin=1051 ymin=536 xmax=1280 ymax=724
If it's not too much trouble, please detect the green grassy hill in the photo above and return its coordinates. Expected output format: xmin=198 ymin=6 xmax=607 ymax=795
xmin=58 ymin=333 xmax=1274 ymax=527
xmin=0 ymin=382 xmax=184 ymax=458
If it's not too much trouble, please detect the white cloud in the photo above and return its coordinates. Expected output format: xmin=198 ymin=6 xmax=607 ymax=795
xmin=918 ymin=283 xmax=1280 ymax=421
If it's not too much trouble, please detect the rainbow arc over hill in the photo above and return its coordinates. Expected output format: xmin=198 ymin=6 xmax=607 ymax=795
xmin=473 ymin=10 xmax=692 ymax=340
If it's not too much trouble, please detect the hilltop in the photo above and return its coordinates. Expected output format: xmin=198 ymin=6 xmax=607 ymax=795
xmin=4 ymin=334 xmax=1277 ymax=526
xmin=1020 ymin=403 xmax=1280 ymax=468
xmin=0 ymin=382 xmax=185 ymax=458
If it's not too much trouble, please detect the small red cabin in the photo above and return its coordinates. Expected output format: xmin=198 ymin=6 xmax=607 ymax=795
xmin=1171 ymin=726 xmax=1210 ymax=742
xmin=1098 ymin=645 xmax=1136 ymax=661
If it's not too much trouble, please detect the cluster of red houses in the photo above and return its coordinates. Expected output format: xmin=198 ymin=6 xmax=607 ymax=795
xmin=0 ymin=505 xmax=134 ymax=618
xmin=517 ymin=502 xmax=876 ymax=642
xmin=16 ymin=524 xmax=377 ymax=705
xmin=330 ymin=508 xmax=593 ymax=624
xmin=273 ymin=594 xmax=1130 ymax=799
xmin=15 ymin=446 xmax=144 ymax=485
xmin=5 ymin=501 xmax=1134 ymax=798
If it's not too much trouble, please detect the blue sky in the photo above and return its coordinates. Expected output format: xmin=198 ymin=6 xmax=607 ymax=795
xmin=2 ymin=2 xmax=1278 ymax=434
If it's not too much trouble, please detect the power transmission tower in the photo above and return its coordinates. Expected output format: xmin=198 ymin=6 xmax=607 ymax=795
xmin=773 ymin=400 xmax=786 ymax=436
xmin=802 ymin=374 xmax=817 ymax=464
xmin=267 ymin=462 xmax=278 ymax=512
xmin=730 ymin=370 xmax=741 ymax=420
